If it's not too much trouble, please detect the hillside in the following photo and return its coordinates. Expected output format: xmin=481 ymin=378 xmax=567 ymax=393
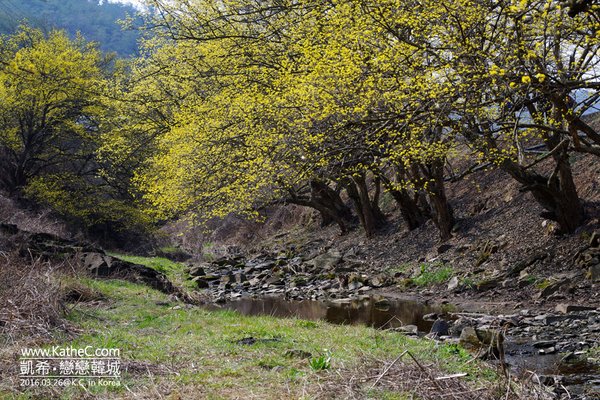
xmin=0 ymin=0 xmax=140 ymax=56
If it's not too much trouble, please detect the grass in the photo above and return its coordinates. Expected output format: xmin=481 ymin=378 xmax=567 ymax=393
xmin=411 ymin=262 xmax=454 ymax=287
xmin=0 ymin=271 xmax=505 ymax=399
xmin=107 ymin=252 xmax=196 ymax=291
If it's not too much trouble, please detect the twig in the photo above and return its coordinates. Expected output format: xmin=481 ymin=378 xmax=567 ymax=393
xmin=370 ymin=350 xmax=408 ymax=388
xmin=435 ymin=373 xmax=468 ymax=380
xmin=405 ymin=351 xmax=445 ymax=392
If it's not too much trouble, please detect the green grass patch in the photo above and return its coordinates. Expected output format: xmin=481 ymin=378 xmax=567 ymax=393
xmin=411 ymin=262 xmax=454 ymax=287
xmin=107 ymin=252 xmax=196 ymax=291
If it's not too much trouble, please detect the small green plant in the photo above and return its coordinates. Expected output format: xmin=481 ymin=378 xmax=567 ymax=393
xmin=309 ymin=350 xmax=332 ymax=371
xmin=536 ymin=279 xmax=552 ymax=290
xmin=460 ymin=277 xmax=475 ymax=289
xmin=411 ymin=262 xmax=454 ymax=286
xmin=385 ymin=263 xmax=411 ymax=276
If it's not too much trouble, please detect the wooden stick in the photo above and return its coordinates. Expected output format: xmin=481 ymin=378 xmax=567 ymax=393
xmin=370 ymin=350 xmax=408 ymax=388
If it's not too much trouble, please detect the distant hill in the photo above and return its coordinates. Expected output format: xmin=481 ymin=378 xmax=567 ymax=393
xmin=0 ymin=0 xmax=141 ymax=56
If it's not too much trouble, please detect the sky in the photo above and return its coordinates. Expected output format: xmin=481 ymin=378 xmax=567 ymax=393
xmin=107 ymin=0 xmax=145 ymax=9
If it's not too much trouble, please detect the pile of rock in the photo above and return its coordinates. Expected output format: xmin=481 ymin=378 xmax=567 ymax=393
xmin=186 ymin=248 xmax=392 ymax=302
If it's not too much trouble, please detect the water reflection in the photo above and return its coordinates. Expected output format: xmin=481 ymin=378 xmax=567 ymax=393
xmin=216 ymin=296 xmax=447 ymax=331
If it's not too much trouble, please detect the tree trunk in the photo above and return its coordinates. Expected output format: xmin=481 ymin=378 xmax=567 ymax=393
xmin=286 ymin=180 xmax=354 ymax=234
xmin=421 ymin=160 xmax=454 ymax=241
xmin=345 ymin=173 xmax=386 ymax=237
xmin=378 ymin=167 xmax=426 ymax=230
xmin=501 ymin=151 xmax=584 ymax=234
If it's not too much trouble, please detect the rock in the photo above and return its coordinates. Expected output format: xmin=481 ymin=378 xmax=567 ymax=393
xmin=476 ymin=277 xmax=502 ymax=292
xmin=192 ymin=277 xmax=209 ymax=288
xmin=234 ymin=273 xmax=247 ymax=284
xmin=201 ymin=274 xmax=221 ymax=281
xmin=533 ymin=340 xmax=556 ymax=348
xmin=396 ymin=325 xmax=418 ymax=335
xmin=368 ymin=275 xmax=387 ymax=288
xmin=437 ymin=244 xmax=452 ymax=254
xmin=447 ymin=276 xmax=460 ymax=291
xmin=538 ymin=347 xmax=556 ymax=355
xmin=83 ymin=252 xmax=176 ymax=295
xmin=536 ymin=278 xmax=571 ymax=299
xmin=430 ymin=319 xmax=450 ymax=336
xmin=423 ymin=313 xmax=438 ymax=321
xmin=555 ymin=303 xmax=597 ymax=314
xmin=188 ymin=265 xmax=206 ymax=277
xmin=253 ymin=261 xmax=276 ymax=270
xmin=306 ymin=249 xmax=342 ymax=270
xmin=588 ymin=264 xmax=600 ymax=282
xmin=248 ymin=277 xmax=261 ymax=286
xmin=212 ymin=257 xmax=241 ymax=267
xmin=459 ymin=327 xmax=504 ymax=358
xmin=220 ymin=273 xmax=234 ymax=284
xmin=265 ymin=276 xmax=284 ymax=286
xmin=82 ymin=252 xmax=111 ymax=275
xmin=459 ymin=327 xmax=480 ymax=347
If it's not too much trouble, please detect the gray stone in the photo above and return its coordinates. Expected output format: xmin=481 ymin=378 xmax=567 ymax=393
xmin=265 ymin=276 xmax=284 ymax=286
xmin=306 ymin=249 xmax=342 ymax=270
xmin=368 ymin=275 xmax=386 ymax=288
xmin=555 ymin=303 xmax=597 ymax=314
xmin=476 ymin=276 xmax=502 ymax=291
xmin=188 ymin=265 xmax=206 ymax=277
xmin=447 ymin=276 xmax=460 ymax=291
xmin=533 ymin=340 xmax=556 ymax=348
xmin=82 ymin=252 xmax=111 ymax=275
xmin=192 ymin=277 xmax=209 ymax=288
xmin=423 ymin=313 xmax=438 ymax=321
xmin=396 ymin=325 xmax=418 ymax=335
xmin=430 ymin=319 xmax=450 ymax=336
xmin=538 ymin=347 xmax=556 ymax=355
xmin=536 ymin=279 xmax=571 ymax=299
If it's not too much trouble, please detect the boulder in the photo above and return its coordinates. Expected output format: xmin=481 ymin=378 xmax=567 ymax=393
xmin=430 ymin=319 xmax=450 ymax=336
xmin=555 ymin=303 xmax=597 ymax=314
xmin=306 ymin=249 xmax=342 ymax=270
xmin=459 ymin=327 xmax=504 ymax=358
xmin=82 ymin=252 xmax=176 ymax=295
xmin=188 ymin=265 xmax=206 ymax=277
xmin=536 ymin=278 xmax=572 ymax=299
xmin=192 ymin=277 xmax=209 ymax=288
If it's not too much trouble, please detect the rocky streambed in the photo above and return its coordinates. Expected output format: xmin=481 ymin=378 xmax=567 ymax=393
xmin=184 ymin=247 xmax=599 ymax=399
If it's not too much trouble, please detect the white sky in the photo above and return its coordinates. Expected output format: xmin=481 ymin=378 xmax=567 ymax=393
xmin=107 ymin=0 xmax=145 ymax=10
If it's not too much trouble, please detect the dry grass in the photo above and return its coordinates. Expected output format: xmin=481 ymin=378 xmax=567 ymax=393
xmin=315 ymin=353 xmax=555 ymax=400
xmin=0 ymin=193 xmax=70 ymax=238
xmin=0 ymin=252 xmax=82 ymax=345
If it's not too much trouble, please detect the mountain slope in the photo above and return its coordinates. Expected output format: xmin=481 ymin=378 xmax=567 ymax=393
xmin=0 ymin=0 xmax=140 ymax=56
